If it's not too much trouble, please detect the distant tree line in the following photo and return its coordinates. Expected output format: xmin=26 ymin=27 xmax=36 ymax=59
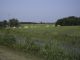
xmin=20 ymin=22 xmax=37 ymax=24
xmin=1 ymin=16 xmax=80 ymax=28
xmin=20 ymin=21 xmax=54 ymax=24
xmin=55 ymin=16 xmax=80 ymax=26
xmin=0 ymin=18 xmax=19 ymax=28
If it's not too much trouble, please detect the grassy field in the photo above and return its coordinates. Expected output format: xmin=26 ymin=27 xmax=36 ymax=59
xmin=0 ymin=24 xmax=80 ymax=60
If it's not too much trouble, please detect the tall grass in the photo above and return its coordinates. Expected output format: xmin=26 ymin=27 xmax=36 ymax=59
xmin=0 ymin=25 xmax=80 ymax=60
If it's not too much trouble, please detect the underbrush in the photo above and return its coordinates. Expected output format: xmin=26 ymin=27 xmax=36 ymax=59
xmin=0 ymin=34 xmax=16 ymax=47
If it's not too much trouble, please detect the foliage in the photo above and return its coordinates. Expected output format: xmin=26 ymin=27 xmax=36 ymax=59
xmin=9 ymin=18 xmax=19 ymax=27
xmin=0 ymin=33 xmax=16 ymax=47
xmin=55 ymin=16 xmax=80 ymax=26
xmin=3 ymin=20 xmax=8 ymax=27
xmin=0 ymin=18 xmax=19 ymax=28
xmin=0 ymin=20 xmax=8 ymax=28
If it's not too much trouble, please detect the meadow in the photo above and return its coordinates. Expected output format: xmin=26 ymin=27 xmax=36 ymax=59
xmin=0 ymin=24 xmax=80 ymax=60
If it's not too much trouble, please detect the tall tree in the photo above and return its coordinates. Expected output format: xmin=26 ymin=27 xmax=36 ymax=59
xmin=9 ymin=18 xmax=19 ymax=27
xmin=3 ymin=20 xmax=8 ymax=27
xmin=55 ymin=16 xmax=80 ymax=26
xmin=0 ymin=21 xmax=3 ymax=28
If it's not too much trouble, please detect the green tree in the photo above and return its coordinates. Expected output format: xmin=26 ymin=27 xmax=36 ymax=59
xmin=55 ymin=16 xmax=80 ymax=26
xmin=9 ymin=18 xmax=19 ymax=27
xmin=3 ymin=20 xmax=8 ymax=27
xmin=0 ymin=21 xmax=3 ymax=28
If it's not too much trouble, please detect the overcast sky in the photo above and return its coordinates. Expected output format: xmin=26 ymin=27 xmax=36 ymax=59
xmin=0 ymin=0 xmax=80 ymax=22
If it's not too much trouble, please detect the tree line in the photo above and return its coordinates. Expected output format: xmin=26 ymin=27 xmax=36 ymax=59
xmin=0 ymin=18 xmax=19 ymax=28
xmin=0 ymin=16 xmax=80 ymax=28
xmin=55 ymin=16 xmax=80 ymax=26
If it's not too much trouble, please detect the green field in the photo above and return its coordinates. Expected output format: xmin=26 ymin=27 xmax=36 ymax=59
xmin=0 ymin=24 xmax=80 ymax=60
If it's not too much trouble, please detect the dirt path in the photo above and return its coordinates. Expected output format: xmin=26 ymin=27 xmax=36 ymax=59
xmin=0 ymin=46 xmax=44 ymax=60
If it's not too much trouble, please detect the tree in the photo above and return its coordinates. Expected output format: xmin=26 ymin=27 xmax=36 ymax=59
xmin=3 ymin=20 xmax=8 ymax=27
xmin=9 ymin=18 xmax=19 ymax=27
xmin=0 ymin=20 xmax=8 ymax=28
xmin=0 ymin=21 xmax=3 ymax=28
xmin=55 ymin=16 xmax=80 ymax=26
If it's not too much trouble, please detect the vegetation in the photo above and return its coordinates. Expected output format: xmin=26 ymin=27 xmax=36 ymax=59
xmin=0 ymin=16 xmax=80 ymax=60
xmin=0 ymin=18 xmax=19 ymax=28
xmin=0 ymin=24 xmax=80 ymax=60
xmin=0 ymin=20 xmax=8 ymax=28
xmin=0 ymin=34 xmax=16 ymax=47
xmin=9 ymin=18 xmax=19 ymax=27
xmin=55 ymin=16 xmax=80 ymax=26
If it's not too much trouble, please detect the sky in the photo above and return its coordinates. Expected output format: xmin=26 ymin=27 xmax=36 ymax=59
xmin=0 ymin=0 xmax=80 ymax=22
